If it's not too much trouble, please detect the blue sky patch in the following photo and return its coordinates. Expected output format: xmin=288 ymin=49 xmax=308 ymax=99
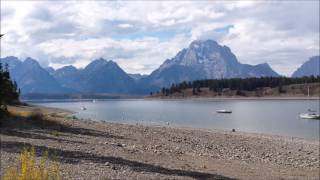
xmin=214 ymin=25 xmax=234 ymax=33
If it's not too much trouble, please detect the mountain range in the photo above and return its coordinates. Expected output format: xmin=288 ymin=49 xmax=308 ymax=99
xmin=0 ymin=56 xmax=73 ymax=94
xmin=1 ymin=39 xmax=317 ymax=95
xmin=292 ymin=56 xmax=320 ymax=77
xmin=142 ymin=40 xmax=278 ymax=89
xmin=52 ymin=59 xmax=136 ymax=94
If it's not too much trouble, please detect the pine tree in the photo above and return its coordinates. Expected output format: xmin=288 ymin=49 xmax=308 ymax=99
xmin=0 ymin=62 xmax=20 ymax=116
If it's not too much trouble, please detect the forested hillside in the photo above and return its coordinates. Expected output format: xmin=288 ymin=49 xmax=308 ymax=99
xmin=150 ymin=76 xmax=320 ymax=98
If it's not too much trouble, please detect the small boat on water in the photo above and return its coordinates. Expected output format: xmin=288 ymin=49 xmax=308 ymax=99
xmin=216 ymin=109 xmax=232 ymax=113
xmin=299 ymin=113 xmax=320 ymax=119
xmin=81 ymin=106 xmax=87 ymax=110
xmin=299 ymin=86 xmax=320 ymax=119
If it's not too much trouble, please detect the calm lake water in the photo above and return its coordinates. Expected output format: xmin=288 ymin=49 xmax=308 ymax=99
xmin=32 ymin=99 xmax=320 ymax=139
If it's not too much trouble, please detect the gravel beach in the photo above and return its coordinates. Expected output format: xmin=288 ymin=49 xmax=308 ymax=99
xmin=1 ymin=105 xmax=319 ymax=179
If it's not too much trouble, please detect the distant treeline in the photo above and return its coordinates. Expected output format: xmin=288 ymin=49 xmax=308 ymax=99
xmin=21 ymin=93 xmax=140 ymax=100
xmin=0 ymin=62 xmax=20 ymax=116
xmin=156 ymin=76 xmax=320 ymax=96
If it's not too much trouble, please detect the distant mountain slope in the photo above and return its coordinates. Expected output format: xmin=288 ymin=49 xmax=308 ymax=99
xmin=128 ymin=73 xmax=148 ymax=81
xmin=141 ymin=40 xmax=278 ymax=88
xmin=80 ymin=59 xmax=136 ymax=93
xmin=53 ymin=65 xmax=82 ymax=90
xmin=45 ymin=67 xmax=55 ymax=75
xmin=0 ymin=57 xmax=71 ymax=94
xmin=292 ymin=56 xmax=320 ymax=77
xmin=53 ymin=58 xmax=137 ymax=94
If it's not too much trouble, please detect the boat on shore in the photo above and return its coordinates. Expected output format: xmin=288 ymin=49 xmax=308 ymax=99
xmin=216 ymin=109 xmax=232 ymax=113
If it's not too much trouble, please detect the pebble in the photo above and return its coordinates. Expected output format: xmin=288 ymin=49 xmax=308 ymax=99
xmin=110 ymin=142 xmax=126 ymax=147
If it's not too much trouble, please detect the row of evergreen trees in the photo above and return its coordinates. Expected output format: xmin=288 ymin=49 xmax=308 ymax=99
xmin=0 ymin=62 xmax=20 ymax=115
xmin=158 ymin=76 xmax=320 ymax=96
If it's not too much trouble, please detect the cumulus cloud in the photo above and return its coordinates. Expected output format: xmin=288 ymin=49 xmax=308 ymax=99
xmin=1 ymin=1 xmax=319 ymax=75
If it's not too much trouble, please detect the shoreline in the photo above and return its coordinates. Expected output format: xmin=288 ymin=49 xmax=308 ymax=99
xmin=1 ymin=105 xmax=319 ymax=179
xmin=145 ymin=96 xmax=320 ymax=101
xmin=10 ymin=103 xmax=320 ymax=142
xmin=17 ymin=104 xmax=320 ymax=141
xmin=95 ymin=119 xmax=320 ymax=141
xmin=21 ymin=96 xmax=320 ymax=103
xmin=24 ymin=103 xmax=320 ymax=140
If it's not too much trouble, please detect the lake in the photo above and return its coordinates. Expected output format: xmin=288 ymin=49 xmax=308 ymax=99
xmin=32 ymin=99 xmax=320 ymax=139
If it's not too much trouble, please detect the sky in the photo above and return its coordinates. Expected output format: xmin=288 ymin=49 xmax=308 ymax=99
xmin=1 ymin=1 xmax=319 ymax=76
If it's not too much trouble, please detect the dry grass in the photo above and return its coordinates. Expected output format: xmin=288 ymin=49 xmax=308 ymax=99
xmin=9 ymin=110 xmax=33 ymax=118
xmin=1 ymin=108 xmax=68 ymax=179
xmin=8 ymin=109 xmax=65 ymax=131
xmin=3 ymin=147 xmax=61 ymax=180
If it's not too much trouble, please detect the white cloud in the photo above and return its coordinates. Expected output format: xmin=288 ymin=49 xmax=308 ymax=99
xmin=118 ymin=24 xmax=133 ymax=29
xmin=1 ymin=1 xmax=319 ymax=75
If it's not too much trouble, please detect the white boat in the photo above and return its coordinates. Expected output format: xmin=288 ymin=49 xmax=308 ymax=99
xmin=216 ymin=109 xmax=232 ymax=113
xmin=299 ymin=113 xmax=320 ymax=119
xmin=81 ymin=106 xmax=87 ymax=110
xmin=299 ymin=86 xmax=320 ymax=119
